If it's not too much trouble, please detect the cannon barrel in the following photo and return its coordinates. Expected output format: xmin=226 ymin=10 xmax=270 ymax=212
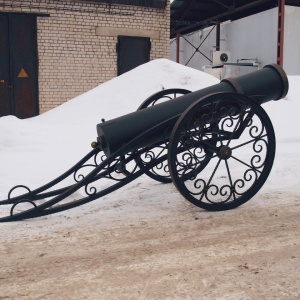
xmin=97 ymin=64 xmax=289 ymax=156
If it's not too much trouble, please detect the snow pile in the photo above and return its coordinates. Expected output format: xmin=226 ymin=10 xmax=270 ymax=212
xmin=0 ymin=59 xmax=219 ymax=197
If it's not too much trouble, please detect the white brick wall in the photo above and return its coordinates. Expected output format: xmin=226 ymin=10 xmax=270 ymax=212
xmin=0 ymin=0 xmax=170 ymax=113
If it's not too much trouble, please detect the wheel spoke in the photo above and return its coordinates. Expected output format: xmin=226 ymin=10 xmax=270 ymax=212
xmin=136 ymin=88 xmax=191 ymax=183
xmin=231 ymin=134 xmax=267 ymax=151
xmin=230 ymin=155 xmax=262 ymax=174
xmin=200 ymin=158 xmax=222 ymax=202
xmin=225 ymin=159 xmax=236 ymax=201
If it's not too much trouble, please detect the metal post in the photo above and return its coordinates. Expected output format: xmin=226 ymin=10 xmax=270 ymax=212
xmin=176 ymin=32 xmax=180 ymax=63
xmin=277 ymin=0 xmax=285 ymax=66
xmin=216 ymin=23 xmax=220 ymax=51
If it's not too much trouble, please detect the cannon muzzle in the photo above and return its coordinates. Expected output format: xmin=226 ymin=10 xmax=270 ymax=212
xmin=97 ymin=64 xmax=288 ymax=157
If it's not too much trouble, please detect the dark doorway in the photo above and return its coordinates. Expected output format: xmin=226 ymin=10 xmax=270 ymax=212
xmin=117 ymin=36 xmax=151 ymax=76
xmin=0 ymin=13 xmax=38 ymax=119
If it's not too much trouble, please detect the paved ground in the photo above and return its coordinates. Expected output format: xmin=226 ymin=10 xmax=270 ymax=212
xmin=0 ymin=183 xmax=299 ymax=300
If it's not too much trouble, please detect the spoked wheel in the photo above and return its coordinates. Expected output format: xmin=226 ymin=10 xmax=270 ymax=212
xmin=168 ymin=92 xmax=276 ymax=211
xmin=136 ymin=88 xmax=191 ymax=183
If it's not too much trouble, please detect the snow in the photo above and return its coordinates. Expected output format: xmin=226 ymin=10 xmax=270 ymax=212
xmin=0 ymin=59 xmax=299 ymax=233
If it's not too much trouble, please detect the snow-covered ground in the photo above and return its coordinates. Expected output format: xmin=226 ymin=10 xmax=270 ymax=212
xmin=0 ymin=59 xmax=299 ymax=299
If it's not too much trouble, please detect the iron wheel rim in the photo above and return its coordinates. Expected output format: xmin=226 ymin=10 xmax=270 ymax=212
xmin=168 ymin=92 xmax=276 ymax=211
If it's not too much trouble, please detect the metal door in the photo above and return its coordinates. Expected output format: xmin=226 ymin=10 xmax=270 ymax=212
xmin=0 ymin=14 xmax=10 ymax=117
xmin=0 ymin=13 xmax=38 ymax=119
xmin=117 ymin=36 xmax=151 ymax=76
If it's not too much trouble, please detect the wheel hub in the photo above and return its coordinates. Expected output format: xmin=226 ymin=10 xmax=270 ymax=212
xmin=218 ymin=145 xmax=232 ymax=160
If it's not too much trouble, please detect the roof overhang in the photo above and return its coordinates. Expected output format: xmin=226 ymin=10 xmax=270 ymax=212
xmin=171 ymin=0 xmax=300 ymax=38
xmin=77 ymin=0 xmax=167 ymax=9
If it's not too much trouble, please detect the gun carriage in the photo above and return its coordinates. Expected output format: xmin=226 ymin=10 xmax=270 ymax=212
xmin=0 ymin=64 xmax=289 ymax=222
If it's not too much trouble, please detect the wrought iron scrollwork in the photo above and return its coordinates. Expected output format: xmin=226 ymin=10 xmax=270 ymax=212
xmin=8 ymin=185 xmax=32 ymax=201
xmin=168 ymin=92 xmax=276 ymax=211
xmin=136 ymin=88 xmax=191 ymax=183
xmin=0 ymin=115 xmax=175 ymax=222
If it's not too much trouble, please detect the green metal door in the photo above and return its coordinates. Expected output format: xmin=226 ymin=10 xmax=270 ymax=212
xmin=117 ymin=36 xmax=151 ymax=76
xmin=0 ymin=13 xmax=38 ymax=119
xmin=0 ymin=14 xmax=11 ymax=117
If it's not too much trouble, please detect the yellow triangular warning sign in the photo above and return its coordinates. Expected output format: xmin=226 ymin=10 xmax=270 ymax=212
xmin=18 ymin=68 xmax=28 ymax=78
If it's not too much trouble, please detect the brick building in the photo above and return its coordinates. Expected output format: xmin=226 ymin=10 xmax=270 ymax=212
xmin=0 ymin=0 xmax=169 ymax=117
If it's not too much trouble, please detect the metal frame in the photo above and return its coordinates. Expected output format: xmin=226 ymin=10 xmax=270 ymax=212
xmin=175 ymin=25 xmax=217 ymax=66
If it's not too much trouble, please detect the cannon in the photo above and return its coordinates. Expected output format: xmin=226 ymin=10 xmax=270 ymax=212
xmin=0 ymin=64 xmax=289 ymax=222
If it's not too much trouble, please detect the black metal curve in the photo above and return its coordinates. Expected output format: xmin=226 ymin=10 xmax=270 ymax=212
xmin=0 ymin=114 xmax=181 ymax=222
xmin=137 ymin=88 xmax=191 ymax=110
xmin=136 ymin=88 xmax=191 ymax=183
xmin=168 ymin=92 xmax=276 ymax=211
xmin=1 ymin=148 xmax=99 ymax=205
